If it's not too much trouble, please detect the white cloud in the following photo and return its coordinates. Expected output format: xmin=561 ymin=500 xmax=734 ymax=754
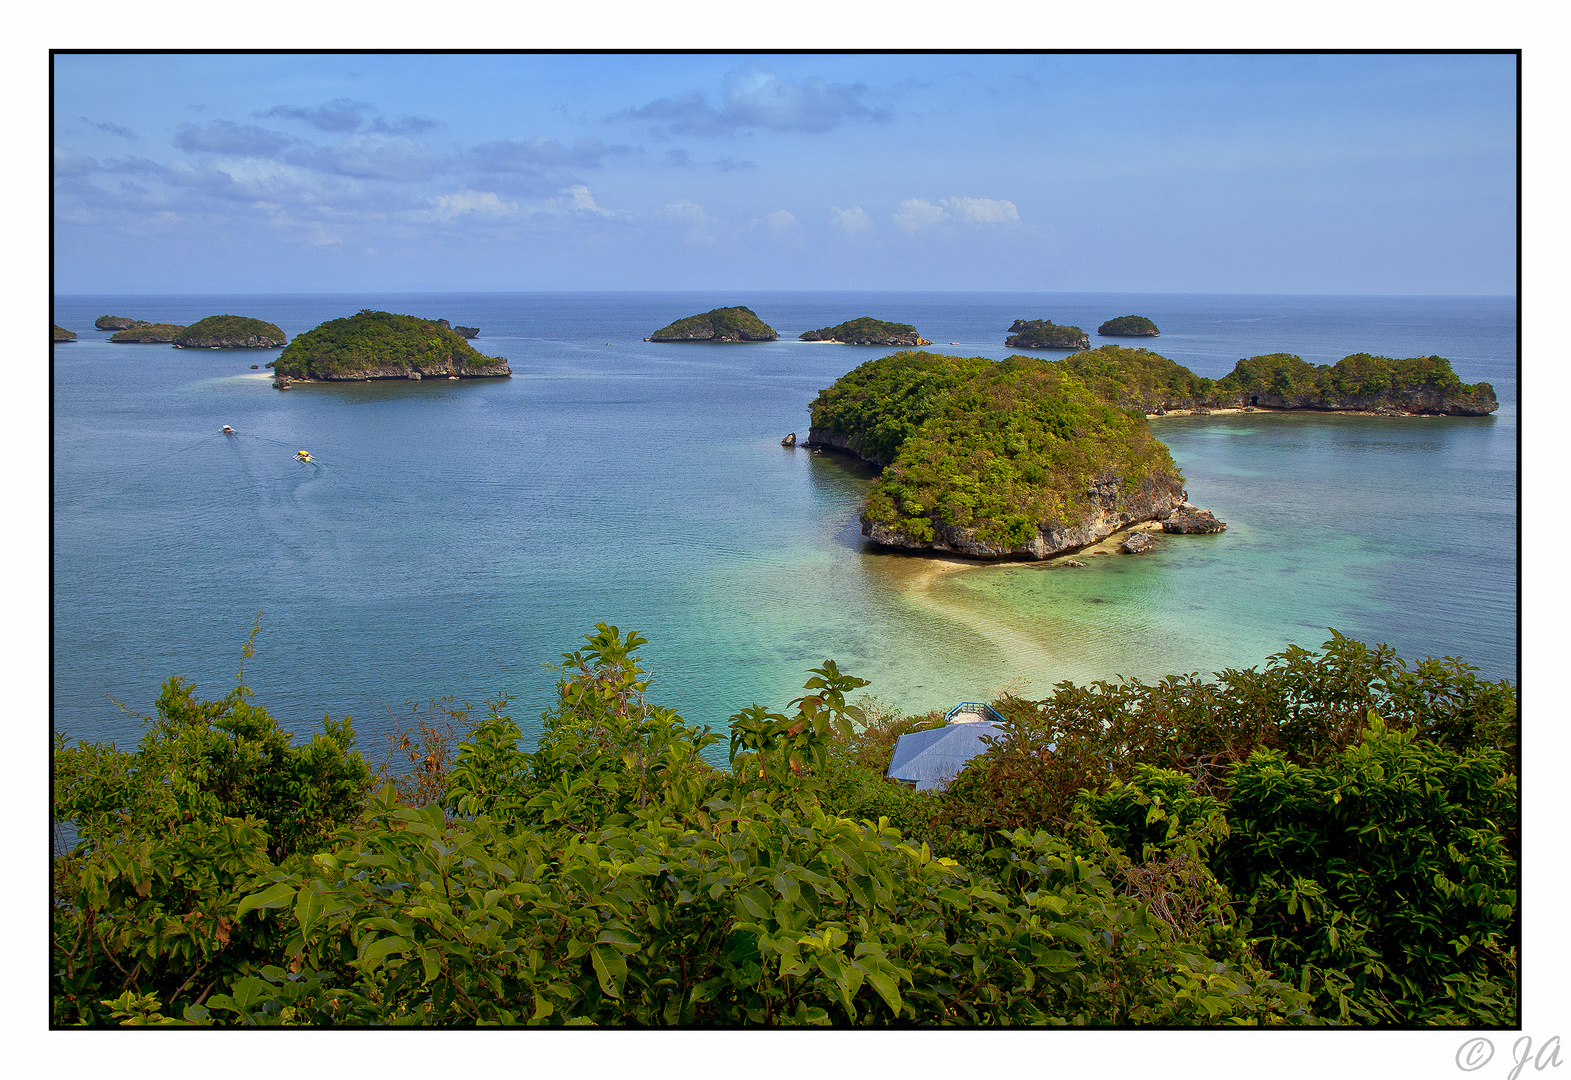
xmin=431 ymin=190 xmax=518 ymax=221
xmin=764 ymin=209 xmax=796 ymax=232
xmin=894 ymin=198 xmax=949 ymax=232
xmin=663 ymin=199 xmax=707 ymax=222
xmin=945 ymin=196 xmax=1020 ymax=225
xmin=830 ymin=205 xmax=874 ymax=234
xmin=662 ymin=199 xmax=714 ymax=242
xmin=894 ymin=195 xmax=1022 ymax=232
xmin=562 ymin=184 xmax=615 ymax=216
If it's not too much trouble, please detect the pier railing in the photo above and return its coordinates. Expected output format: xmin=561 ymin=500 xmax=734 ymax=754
xmin=944 ymin=702 xmax=1008 ymax=725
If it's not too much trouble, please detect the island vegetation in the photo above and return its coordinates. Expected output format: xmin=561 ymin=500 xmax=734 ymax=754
xmin=800 ymin=317 xmax=932 ymax=346
xmin=54 ymin=324 xmax=78 ymax=342
xmin=1005 ymin=320 xmax=1091 ymax=351
xmin=650 ymin=306 xmax=778 ymax=342
xmin=808 ymin=350 xmax=1184 ymax=557
xmin=109 ymin=322 xmax=187 ymax=344
xmin=805 ymin=345 xmax=1497 ymax=559
xmin=173 ymin=315 xmax=288 ymax=350
xmin=1097 ymin=315 xmax=1160 ymax=337
xmin=271 ymin=311 xmax=510 ymax=382
xmin=52 ymin=621 xmax=1516 ymax=1027
xmin=94 ymin=315 xmax=139 ymax=331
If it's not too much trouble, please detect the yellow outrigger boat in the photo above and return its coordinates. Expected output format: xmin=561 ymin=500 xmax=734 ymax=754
xmin=296 ymin=450 xmax=313 ymax=463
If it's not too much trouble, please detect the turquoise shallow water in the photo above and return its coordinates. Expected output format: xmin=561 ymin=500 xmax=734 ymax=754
xmin=52 ymin=292 xmax=1516 ymax=758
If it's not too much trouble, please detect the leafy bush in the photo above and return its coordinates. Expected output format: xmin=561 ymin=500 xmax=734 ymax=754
xmin=53 ymin=624 xmax=1513 ymax=1027
xmin=52 ymin=621 xmax=371 ymax=1024
xmin=1217 ymin=720 xmax=1517 ymax=1025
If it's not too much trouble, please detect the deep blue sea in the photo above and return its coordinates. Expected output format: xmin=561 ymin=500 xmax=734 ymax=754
xmin=52 ymin=292 xmax=1517 ymax=762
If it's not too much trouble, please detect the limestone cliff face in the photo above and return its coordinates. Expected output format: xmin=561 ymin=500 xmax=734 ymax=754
xmin=860 ymin=472 xmax=1186 ymax=559
xmin=282 ymin=356 xmax=512 ymax=382
xmin=1210 ymin=385 xmax=1499 ymax=416
xmin=1144 ymin=385 xmax=1500 ymax=417
xmin=805 ymin=427 xmax=884 ymax=464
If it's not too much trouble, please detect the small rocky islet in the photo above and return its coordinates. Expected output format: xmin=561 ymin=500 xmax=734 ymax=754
xmin=800 ymin=317 xmax=931 ymax=346
xmin=173 ymin=315 xmax=288 ymax=349
xmin=270 ymin=309 xmax=510 ymax=387
xmin=648 ymin=306 xmax=778 ymax=342
xmin=54 ymin=324 xmax=77 ymax=342
xmin=805 ymin=345 xmax=1496 ymax=562
xmin=1004 ymin=319 xmax=1091 ymax=351
xmin=1098 ymin=315 xmax=1160 ymax=337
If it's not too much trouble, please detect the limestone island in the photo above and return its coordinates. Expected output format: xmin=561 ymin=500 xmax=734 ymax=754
xmin=435 ymin=319 xmax=479 ymax=339
xmin=806 ymin=350 xmax=1186 ymax=559
xmin=54 ymin=324 xmax=77 ymax=342
xmin=1004 ymin=319 xmax=1091 ymax=351
xmin=94 ymin=315 xmax=139 ymax=331
xmin=173 ymin=315 xmax=288 ymax=350
xmin=1098 ymin=315 xmax=1160 ymax=337
xmin=270 ymin=310 xmax=511 ymax=385
xmin=110 ymin=322 xmax=186 ymax=344
xmin=650 ymin=306 xmax=777 ymax=342
xmin=799 ymin=317 xmax=932 ymax=346
xmin=1057 ymin=345 xmax=1499 ymax=417
xmin=805 ymin=344 xmax=1497 ymax=560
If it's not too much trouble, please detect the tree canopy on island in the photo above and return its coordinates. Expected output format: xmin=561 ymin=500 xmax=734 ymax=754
xmin=799 ymin=317 xmax=928 ymax=345
xmin=1097 ymin=315 xmax=1161 ymax=337
xmin=173 ymin=315 xmax=288 ymax=349
xmin=273 ymin=310 xmax=507 ymax=379
xmin=1005 ymin=320 xmax=1090 ymax=350
xmin=651 ymin=306 xmax=778 ymax=342
xmin=810 ymin=350 xmax=1181 ymax=550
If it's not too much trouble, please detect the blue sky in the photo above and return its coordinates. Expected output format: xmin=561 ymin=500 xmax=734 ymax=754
xmin=53 ymin=53 xmax=1517 ymax=294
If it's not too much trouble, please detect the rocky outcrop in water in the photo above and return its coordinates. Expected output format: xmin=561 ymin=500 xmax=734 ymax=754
xmin=54 ymin=324 xmax=77 ymax=342
xmin=651 ymin=307 xmax=777 ymax=342
xmin=272 ymin=310 xmax=510 ymax=383
xmin=861 ymin=473 xmax=1187 ymax=560
xmin=1005 ymin=319 xmax=1090 ymax=351
xmin=1120 ymin=531 xmax=1157 ymax=554
xmin=453 ymin=326 xmax=479 ymax=339
xmin=1163 ymin=507 xmax=1227 ymax=534
xmin=1098 ymin=315 xmax=1160 ymax=337
xmin=110 ymin=323 xmax=186 ymax=343
xmin=173 ymin=315 xmax=288 ymax=349
xmin=800 ymin=317 xmax=931 ymax=346
xmin=94 ymin=315 xmax=138 ymax=331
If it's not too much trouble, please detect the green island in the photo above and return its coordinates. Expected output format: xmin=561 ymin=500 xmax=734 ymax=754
xmin=271 ymin=310 xmax=511 ymax=383
xmin=1005 ymin=319 xmax=1091 ymax=351
xmin=94 ymin=315 xmax=140 ymax=331
xmin=173 ymin=315 xmax=288 ymax=350
xmin=109 ymin=322 xmax=187 ymax=344
xmin=649 ymin=306 xmax=778 ymax=342
xmin=800 ymin=317 xmax=932 ymax=346
xmin=53 ymin=621 xmax=1516 ymax=1027
xmin=54 ymin=324 xmax=78 ymax=342
xmin=1097 ymin=315 xmax=1160 ymax=337
xmin=806 ymin=347 xmax=1498 ymax=560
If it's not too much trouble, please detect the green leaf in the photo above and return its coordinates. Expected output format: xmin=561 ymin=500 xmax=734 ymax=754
xmin=236 ymin=881 xmax=295 ymax=918
xmin=360 ymin=935 xmax=408 ymax=968
xmin=865 ymin=970 xmax=903 ymax=1014
xmin=294 ymin=882 xmax=325 ymax=933
xmin=592 ymin=943 xmax=627 ymax=999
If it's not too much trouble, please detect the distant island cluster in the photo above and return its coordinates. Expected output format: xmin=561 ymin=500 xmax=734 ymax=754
xmin=804 ymin=345 xmax=1498 ymax=563
xmin=642 ymin=307 xmax=1161 ymax=349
